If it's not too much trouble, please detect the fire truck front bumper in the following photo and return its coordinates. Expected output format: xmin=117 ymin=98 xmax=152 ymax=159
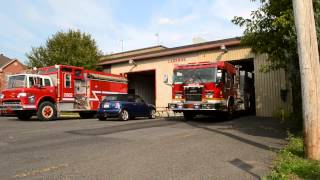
xmin=0 ymin=103 xmax=37 ymax=111
xmin=168 ymin=100 xmax=227 ymax=112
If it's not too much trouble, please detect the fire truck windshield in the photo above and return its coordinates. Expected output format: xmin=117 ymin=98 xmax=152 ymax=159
xmin=173 ymin=68 xmax=217 ymax=84
xmin=7 ymin=75 xmax=27 ymax=89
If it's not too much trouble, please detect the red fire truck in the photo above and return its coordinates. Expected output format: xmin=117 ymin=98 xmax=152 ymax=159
xmin=0 ymin=65 xmax=127 ymax=120
xmin=167 ymin=61 xmax=253 ymax=120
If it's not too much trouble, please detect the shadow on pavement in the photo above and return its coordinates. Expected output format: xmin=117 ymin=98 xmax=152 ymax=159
xmin=68 ymin=120 xmax=181 ymax=136
xmin=229 ymin=158 xmax=261 ymax=180
xmin=179 ymin=115 xmax=287 ymax=152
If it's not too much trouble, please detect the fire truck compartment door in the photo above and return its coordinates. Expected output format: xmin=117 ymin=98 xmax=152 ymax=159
xmin=74 ymin=80 xmax=86 ymax=95
xmin=62 ymin=72 xmax=74 ymax=99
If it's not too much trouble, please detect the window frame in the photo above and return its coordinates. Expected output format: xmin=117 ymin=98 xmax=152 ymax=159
xmin=64 ymin=73 xmax=72 ymax=88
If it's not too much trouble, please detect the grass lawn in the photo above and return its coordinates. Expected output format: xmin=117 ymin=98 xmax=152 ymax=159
xmin=265 ymin=135 xmax=320 ymax=179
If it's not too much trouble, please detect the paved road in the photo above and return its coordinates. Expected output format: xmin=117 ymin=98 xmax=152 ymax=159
xmin=0 ymin=115 xmax=286 ymax=180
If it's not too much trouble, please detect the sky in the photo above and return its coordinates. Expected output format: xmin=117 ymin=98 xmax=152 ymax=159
xmin=0 ymin=0 xmax=260 ymax=63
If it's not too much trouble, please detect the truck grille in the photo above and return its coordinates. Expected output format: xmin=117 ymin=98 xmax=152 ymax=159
xmin=3 ymin=101 xmax=21 ymax=105
xmin=184 ymin=86 xmax=203 ymax=101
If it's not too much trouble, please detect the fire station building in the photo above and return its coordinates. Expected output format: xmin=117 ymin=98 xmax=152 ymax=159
xmin=99 ymin=37 xmax=292 ymax=117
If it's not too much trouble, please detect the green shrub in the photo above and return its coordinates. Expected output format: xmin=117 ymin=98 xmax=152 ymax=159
xmin=273 ymin=108 xmax=302 ymax=131
xmin=266 ymin=136 xmax=320 ymax=180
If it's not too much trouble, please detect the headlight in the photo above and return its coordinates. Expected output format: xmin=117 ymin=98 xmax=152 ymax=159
xmin=28 ymin=95 xmax=35 ymax=104
xmin=0 ymin=93 xmax=4 ymax=99
xmin=17 ymin=92 xmax=27 ymax=98
xmin=103 ymin=103 xmax=110 ymax=108
xmin=174 ymin=93 xmax=182 ymax=99
xmin=205 ymin=92 xmax=214 ymax=98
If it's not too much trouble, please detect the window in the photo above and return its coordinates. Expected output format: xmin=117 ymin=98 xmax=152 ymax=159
xmin=29 ymin=77 xmax=43 ymax=87
xmin=62 ymin=68 xmax=72 ymax=72
xmin=65 ymin=74 xmax=71 ymax=88
xmin=44 ymin=78 xmax=51 ymax=86
xmin=75 ymin=70 xmax=82 ymax=77
xmin=135 ymin=96 xmax=144 ymax=103
xmin=29 ymin=77 xmax=35 ymax=87
xmin=7 ymin=75 xmax=26 ymax=89
xmin=127 ymin=95 xmax=135 ymax=102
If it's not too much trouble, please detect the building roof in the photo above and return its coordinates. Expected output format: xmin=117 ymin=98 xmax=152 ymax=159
xmin=102 ymin=45 xmax=167 ymax=61
xmin=0 ymin=54 xmax=14 ymax=68
xmin=99 ymin=37 xmax=241 ymax=65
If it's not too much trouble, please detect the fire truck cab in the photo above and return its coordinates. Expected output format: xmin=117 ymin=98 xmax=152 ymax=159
xmin=0 ymin=65 xmax=128 ymax=120
xmin=167 ymin=61 xmax=251 ymax=120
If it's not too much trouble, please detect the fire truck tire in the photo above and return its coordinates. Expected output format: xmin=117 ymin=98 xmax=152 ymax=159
xmin=79 ymin=111 xmax=96 ymax=119
xmin=37 ymin=101 xmax=57 ymax=121
xmin=16 ymin=111 xmax=33 ymax=120
xmin=119 ymin=110 xmax=129 ymax=121
xmin=183 ymin=112 xmax=195 ymax=121
xmin=226 ymin=97 xmax=235 ymax=120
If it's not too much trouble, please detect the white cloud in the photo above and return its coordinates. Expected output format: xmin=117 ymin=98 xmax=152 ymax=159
xmin=158 ymin=17 xmax=176 ymax=25
xmin=0 ymin=0 xmax=261 ymax=61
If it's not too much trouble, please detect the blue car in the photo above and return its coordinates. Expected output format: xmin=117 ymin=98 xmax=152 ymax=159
xmin=97 ymin=94 xmax=156 ymax=121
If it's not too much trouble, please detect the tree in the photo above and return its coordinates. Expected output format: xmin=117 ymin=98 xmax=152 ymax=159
xmin=26 ymin=30 xmax=102 ymax=70
xmin=232 ymin=0 xmax=320 ymax=128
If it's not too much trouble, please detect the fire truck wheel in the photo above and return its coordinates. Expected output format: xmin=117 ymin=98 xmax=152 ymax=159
xmin=149 ymin=109 xmax=156 ymax=119
xmin=183 ymin=112 xmax=195 ymax=121
xmin=37 ymin=101 xmax=57 ymax=121
xmin=226 ymin=98 xmax=235 ymax=120
xmin=16 ymin=111 xmax=33 ymax=120
xmin=119 ymin=110 xmax=129 ymax=121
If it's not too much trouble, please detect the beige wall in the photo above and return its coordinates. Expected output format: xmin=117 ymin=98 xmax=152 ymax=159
xmin=254 ymin=55 xmax=292 ymax=116
xmin=109 ymin=46 xmax=292 ymax=117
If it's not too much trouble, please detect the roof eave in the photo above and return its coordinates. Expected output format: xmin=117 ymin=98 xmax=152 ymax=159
xmin=99 ymin=39 xmax=241 ymax=66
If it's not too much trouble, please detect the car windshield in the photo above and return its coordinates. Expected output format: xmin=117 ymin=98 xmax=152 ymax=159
xmin=173 ymin=67 xmax=217 ymax=84
xmin=7 ymin=75 xmax=27 ymax=89
xmin=104 ymin=94 xmax=129 ymax=101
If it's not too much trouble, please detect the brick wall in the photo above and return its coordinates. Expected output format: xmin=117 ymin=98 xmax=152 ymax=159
xmin=0 ymin=61 xmax=26 ymax=91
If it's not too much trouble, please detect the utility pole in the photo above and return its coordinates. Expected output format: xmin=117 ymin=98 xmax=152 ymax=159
xmin=293 ymin=0 xmax=320 ymax=160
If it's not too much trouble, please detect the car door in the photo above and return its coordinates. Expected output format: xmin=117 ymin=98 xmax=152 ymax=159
xmin=135 ymin=95 xmax=149 ymax=116
xmin=126 ymin=95 xmax=138 ymax=116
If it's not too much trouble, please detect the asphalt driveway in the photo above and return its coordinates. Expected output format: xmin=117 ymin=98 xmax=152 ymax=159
xmin=0 ymin=115 xmax=286 ymax=180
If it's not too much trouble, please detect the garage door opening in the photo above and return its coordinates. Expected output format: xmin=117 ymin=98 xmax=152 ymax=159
xmin=229 ymin=59 xmax=256 ymax=115
xmin=126 ymin=70 xmax=156 ymax=106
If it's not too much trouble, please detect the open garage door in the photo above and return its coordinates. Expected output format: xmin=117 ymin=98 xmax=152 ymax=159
xmin=229 ymin=59 xmax=256 ymax=115
xmin=126 ymin=70 xmax=156 ymax=106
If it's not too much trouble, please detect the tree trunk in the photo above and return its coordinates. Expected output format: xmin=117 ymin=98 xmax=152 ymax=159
xmin=293 ymin=0 xmax=320 ymax=160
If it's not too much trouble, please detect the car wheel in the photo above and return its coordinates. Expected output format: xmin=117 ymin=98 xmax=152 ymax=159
xmin=37 ymin=101 xmax=57 ymax=121
xmin=149 ymin=109 xmax=156 ymax=119
xmin=119 ymin=110 xmax=129 ymax=121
